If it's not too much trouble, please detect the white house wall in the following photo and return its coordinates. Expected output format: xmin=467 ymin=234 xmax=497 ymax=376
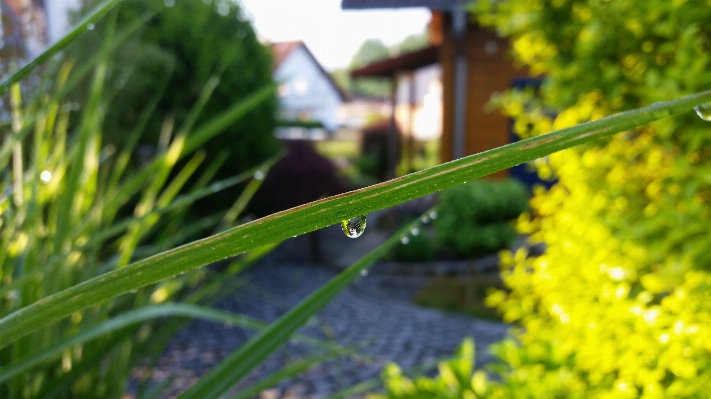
xmin=274 ymin=46 xmax=341 ymax=131
xmin=45 ymin=0 xmax=80 ymax=44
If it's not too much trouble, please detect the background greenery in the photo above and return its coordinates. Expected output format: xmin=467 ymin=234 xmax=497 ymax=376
xmin=73 ymin=0 xmax=280 ymax=212
xmin=435 ymin=179 xmax=529 ymax=259
xmin=330 ymin=31 xmax=429 ymax=98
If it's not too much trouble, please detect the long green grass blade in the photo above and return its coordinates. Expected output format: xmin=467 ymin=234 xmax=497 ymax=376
xmin=0 ymin=303 xmax=353 ymax=383
xmin=0 ymin=0 xmax=123 ymax=95
xmin=227 ymin=354 xmax=338 ymax=399
xmin=1 ymin=89 xmax=710 ymax=347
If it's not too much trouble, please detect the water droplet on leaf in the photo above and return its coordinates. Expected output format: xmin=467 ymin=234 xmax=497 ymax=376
xmin=694 ymin=102 xmax=711 ymax=121
xmin=254 ymin=170 xmax=264 ymax=180
xmin=429 ymin=211 xmax=438 ymax=220
xmin=164 ymin=0 xmax=175 ymax=6
xmin=400 ymin=236 xmax=410 ymax=245
xmin=411 ymin=227 xmax=419 ymax=236
xmin=360 ymin=269 xmax=368 ymax=277
xmin=341 ymin=215 xmax=367 ymax=238
xmin=87 ymin=23 xmax=95 ymax=30
xmin=40 ymin=170 xmax=52 ymax=183
xmin=421 ymin=216 xmax=430 ymax=224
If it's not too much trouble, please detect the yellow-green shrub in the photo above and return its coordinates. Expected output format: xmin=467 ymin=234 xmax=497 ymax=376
xmin=470 ymin=0 xmax=711 ymax=397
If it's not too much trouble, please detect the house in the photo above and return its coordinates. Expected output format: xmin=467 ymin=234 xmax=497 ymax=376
xmin=271 ymin=41 xmax=347 ymax=139
xmin=343 ymin=0 xmax=529 ymax=180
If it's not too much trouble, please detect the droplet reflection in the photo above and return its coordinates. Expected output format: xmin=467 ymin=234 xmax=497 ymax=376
xmin=341 ymin=215 xmax=367 ymax=238
xmin=695 ymin=102 xmax=711 ymax=121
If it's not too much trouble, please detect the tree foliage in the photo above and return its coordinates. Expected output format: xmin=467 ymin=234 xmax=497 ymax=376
xmin=73 ymin=0 xmax=279 ymax=211
xmin=333 ymin=31 xmax=430 ymax=98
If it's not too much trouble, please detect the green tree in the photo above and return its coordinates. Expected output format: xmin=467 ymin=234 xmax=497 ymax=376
xmin=73 ymin=0 xmax=279 ymax=212
xmin=468 ymin=0 xmax=711 ymax=397
xmin=339 ymin=32 xmax=429 ymax=98
xmin=396 ymin=30 xmax=429 ymax=54
xmin=349 ymin=38 xmax=392 ymax=97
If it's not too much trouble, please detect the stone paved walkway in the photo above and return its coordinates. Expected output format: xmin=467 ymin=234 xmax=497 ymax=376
xmin=138 ymin=242 xmax=510 ymax=398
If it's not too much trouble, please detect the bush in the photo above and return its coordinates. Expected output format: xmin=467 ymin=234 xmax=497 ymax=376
xmin=470 ymin=0 xmax=711 ymax=396
xmin=435 ymin=179 xmax=529 ymax=258
xmin=390 ymin=226 xmax=436 ymax=262
xmin=368 ymin=338 xmax=493 ymax=399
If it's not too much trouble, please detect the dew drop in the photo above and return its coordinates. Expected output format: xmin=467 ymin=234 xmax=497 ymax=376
xmin=40 ymin=170 xmax=52 ymax=183
xmin=208 ymin=76 xmax=221 ymax=88
xmin=429 ymin=211 xmax=438 ymax=220
xmin=410 ymin=227 xmax=419 ymax=236
xmin=421 ymin=215 xmax=430 ymax=224
xmin=341 ymin=215 xmax=367 ymax=238
xmin=360 ymin=269 xmax=368 ymax=277
xmin=400 ymin=236 xmax=410 ymax=245
xmin=87 ymin=23 xmax=95 ymax=30
xmin=164 ymin=0 xmax=175 ymax=6
xmin=254 ymin=170 xmax=264 ymax=180
xmin=694 ymin=102 xmax=711 ymax=121
xmin=210 ymin=183 xmax=220 ymax=192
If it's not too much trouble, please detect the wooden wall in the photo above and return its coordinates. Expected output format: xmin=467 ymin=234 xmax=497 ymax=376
xmin=437 ymin=11 xmax=526 ymax=178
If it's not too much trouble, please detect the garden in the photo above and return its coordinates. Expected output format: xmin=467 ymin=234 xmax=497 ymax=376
xmin=2 ymin=0 xmax=711 ymax=398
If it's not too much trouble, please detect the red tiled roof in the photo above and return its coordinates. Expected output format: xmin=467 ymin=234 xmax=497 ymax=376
xmin=270 ymin=41 xmax=302 ymax=70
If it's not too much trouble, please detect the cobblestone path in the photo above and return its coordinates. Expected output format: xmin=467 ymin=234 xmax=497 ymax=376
xmin=136 ymin=257 xmax=509 ymax=398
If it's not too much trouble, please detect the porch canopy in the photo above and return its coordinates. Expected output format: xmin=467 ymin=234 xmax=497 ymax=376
xmin=350 ymin=45 xmax=439 ymax=78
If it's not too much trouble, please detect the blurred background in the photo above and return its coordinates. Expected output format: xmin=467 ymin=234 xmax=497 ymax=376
xmin=4 ymin=0 xmax=711 ymax=398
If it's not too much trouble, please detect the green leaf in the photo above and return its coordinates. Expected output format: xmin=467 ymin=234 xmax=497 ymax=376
xmin=1 ymin=89 xmax=710 ymax=347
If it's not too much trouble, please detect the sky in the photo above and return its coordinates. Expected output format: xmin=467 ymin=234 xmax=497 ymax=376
xmin=238 ymin=0 xmax=431 ymax=71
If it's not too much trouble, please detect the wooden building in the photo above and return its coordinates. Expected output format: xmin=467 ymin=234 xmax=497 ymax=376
xmin=343 ymin=0 xmax=528 ymax=178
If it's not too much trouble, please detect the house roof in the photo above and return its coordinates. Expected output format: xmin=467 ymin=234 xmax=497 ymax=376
xmin=270 ymin=40 xmax=348 ymax=102
xmin=341 ymin=0 xmax=468 ymax=10
xmin=270 ymin=41 xmax=302 ymax=70
xmin=351 ymin=45 xmax=439 ymax=78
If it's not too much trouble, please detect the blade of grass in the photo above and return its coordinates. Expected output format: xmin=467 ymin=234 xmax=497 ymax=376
xmin=0 ymin=0 xmax=124 ymax=95
xmin=0 ymin=303 xmax=362 ymax=383
xmin=214 ymin=171 xmax=266 ymax=233
xmin=227 ymin=353 xmax=339 ymax=399
xmin=1 ymin=89 xmax=710 ymax=347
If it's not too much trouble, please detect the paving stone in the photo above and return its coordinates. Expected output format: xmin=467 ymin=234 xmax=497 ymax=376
xmin=128 ymin=259 xmax=509 ymax=398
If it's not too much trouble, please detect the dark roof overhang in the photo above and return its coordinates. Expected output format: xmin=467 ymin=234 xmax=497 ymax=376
xmin=350 ymin=45 xmax=439 ymax=79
